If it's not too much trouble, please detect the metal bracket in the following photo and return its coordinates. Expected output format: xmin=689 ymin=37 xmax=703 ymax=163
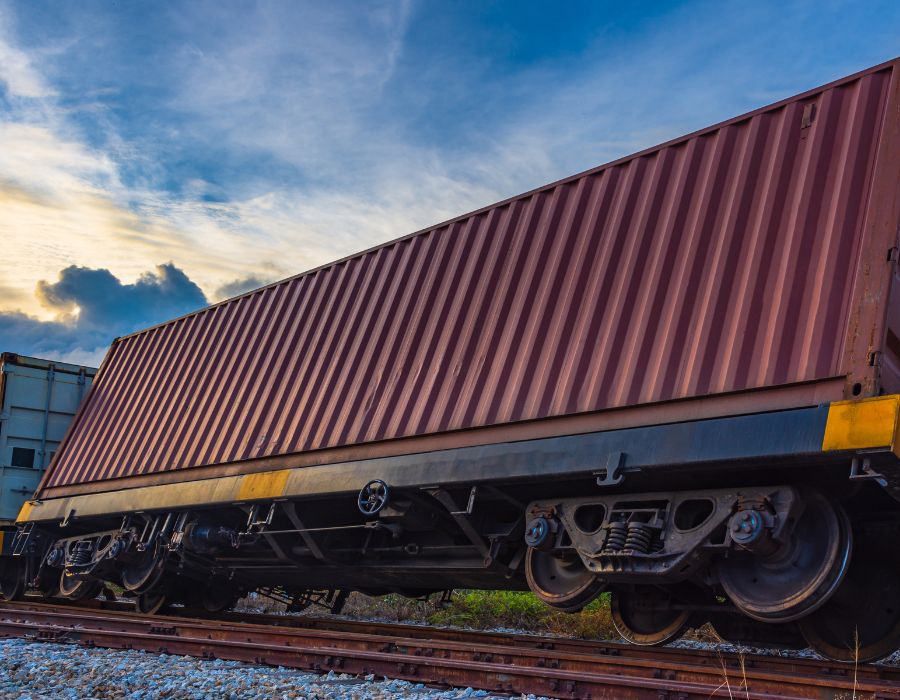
xmin=428 ymin=488 xmax=492 ymax=560
xmin=244 ymin=502 xmax=276 ymax=533
xmin=236 ymin=503 xmax=291 ymax=562
xmin=594 ymin=452 xmax=626 ymax=487
xmin=167 ymin=512 xmax=190 ymax=551
xmin=449 ymin=486 xmax=478 ymax=515
xmin=849 ymin=457 xmax=884 ymax=482
xmin=851 ymin=456 xmax=900 ymax=504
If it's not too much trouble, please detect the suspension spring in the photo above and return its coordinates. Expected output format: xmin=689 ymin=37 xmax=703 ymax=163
xmin=68 ymin=541 xmax=94 ymax=568
xmin=625 ymin=523 xmax=653 ymax=554
xmin=602 ymin=521 xmax=628 ymax=553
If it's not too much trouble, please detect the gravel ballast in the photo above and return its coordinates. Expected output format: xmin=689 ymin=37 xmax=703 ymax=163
xmin=0 ymin=639 xmax=550 ymax=700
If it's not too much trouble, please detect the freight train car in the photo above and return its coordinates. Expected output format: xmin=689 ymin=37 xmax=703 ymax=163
xmin=0 ymin=353 xmax=95 ymax=560
xmin=7 ymin=58 xmax=900 ymax=662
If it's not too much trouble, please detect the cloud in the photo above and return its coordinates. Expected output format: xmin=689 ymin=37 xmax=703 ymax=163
xmin=0 ymin=311 xmax=110 ymax=366
xmin=0 ymin=280 xmax=29 ymax=308
xmin=213 ymin=274 xmax=275 ymax=301
xmin=37 ymin=263 xmax=207 ymax=328
xmin=2 ymin=0 xmax=899 ymax=338
xmin=0 ymin=119 xmax=292 ymax=318
xmin=0 ymin=263 xmax=208 ymax=366
xmin=0 ymin=6 xmax=54 ymax=99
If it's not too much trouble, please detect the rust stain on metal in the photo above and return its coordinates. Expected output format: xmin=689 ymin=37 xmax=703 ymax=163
xmin=1 ymin=600 xmax=898 ymax=698
xmin=39 ymin=59 xmax=900 ymax=494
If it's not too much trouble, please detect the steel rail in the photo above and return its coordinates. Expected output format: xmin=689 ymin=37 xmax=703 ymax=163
xmin=209 ymin=606 xmax=900 ymax=685
xmin=0 ymin=601 xmax=896 ymax=700
xmin=48 ymin=597 xmax=898 ymax=686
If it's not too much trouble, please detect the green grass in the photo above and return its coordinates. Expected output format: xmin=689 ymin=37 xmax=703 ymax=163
xmin=338 ymin=589 xmax=619 ymax=639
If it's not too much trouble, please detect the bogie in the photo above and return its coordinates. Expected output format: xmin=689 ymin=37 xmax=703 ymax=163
xmin=5 ymin=478 xmax=900 ymax=662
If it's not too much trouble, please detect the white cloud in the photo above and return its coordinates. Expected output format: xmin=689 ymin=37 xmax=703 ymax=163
xmin=166 ymin=1 xmax=418 ymax=186
xmin=0 ymin=7 xmax=54 ymax=98
xmin=0 ymin=1 xmax=452 ymax=320
xmin=52 ymin=346 xmax=108 ymax=366
xmin=0 ymin=0 xmax=897 ymax=339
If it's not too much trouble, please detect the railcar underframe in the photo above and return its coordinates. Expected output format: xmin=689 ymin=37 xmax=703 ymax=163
xmin=6 ymin=395 xmax=900 ymax=662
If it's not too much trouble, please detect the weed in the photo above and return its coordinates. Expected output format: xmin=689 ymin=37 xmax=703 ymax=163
xmin=237 ymin=589 xmax=622 ymax=639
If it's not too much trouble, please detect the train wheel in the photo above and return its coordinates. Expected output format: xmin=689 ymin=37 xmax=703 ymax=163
xmin=136 ymin=590 xmax=168 ymax=615
xmin=121 ymin=543 xmax=167 ymax=594
xmin=58 ymin=571 xmax=102 ymax=601
xmin=525 ymin=548 xmax=604 ymax=612
xmin=718 ymin=491 xmax=851 ymax=622
xmin=0 ymin=557 xmax=24 ymax=601
xmin=798 ymin=551 xmax=900 ymax=662
xmin=611 ymin=586 xmax=690 ymax=645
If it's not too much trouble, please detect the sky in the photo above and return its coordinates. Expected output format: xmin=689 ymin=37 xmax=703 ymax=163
xmin=0 ymin=0 xmax=898 ymax=366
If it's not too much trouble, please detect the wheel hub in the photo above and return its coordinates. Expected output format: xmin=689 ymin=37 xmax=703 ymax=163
xmin=718 ymin=492 xmax=851 ymax=622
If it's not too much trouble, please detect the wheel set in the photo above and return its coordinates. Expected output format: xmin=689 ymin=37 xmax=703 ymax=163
xmin=523 ymin=488 xmax=900 ymax=662
xmin=3 ymin=484 xmax=900 ymax=663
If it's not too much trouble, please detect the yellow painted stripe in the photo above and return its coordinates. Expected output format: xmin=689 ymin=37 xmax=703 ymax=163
xmin=16 ymin=502 xmax=33 ymax=524
xmin=18 ymin=468 xmax=300 ymax=524
xmin=822 ymin=395 xmax=900 ymax=452
xmin=20 ymin=395 xmax=900 ymax=525
xmin=236 ymin=469 xmax=291 ymax=502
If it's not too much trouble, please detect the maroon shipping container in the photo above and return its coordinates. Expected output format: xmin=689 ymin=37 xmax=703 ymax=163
xmin=38 ymin=58 xmax=900 ymax=499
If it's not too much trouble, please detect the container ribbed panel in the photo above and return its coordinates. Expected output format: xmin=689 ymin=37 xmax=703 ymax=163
xmin=42 ymin=61 xmax=897 ymax=490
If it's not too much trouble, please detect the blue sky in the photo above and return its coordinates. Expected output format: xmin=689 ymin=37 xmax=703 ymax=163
xmin=1 ymin=0 xmax=898 ymax=364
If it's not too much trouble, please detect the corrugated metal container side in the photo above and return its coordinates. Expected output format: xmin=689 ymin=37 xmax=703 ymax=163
xmin=38 ymin=58 xmax=900 ymax=498
xmin=0 ymin=353 xmax=96 ymax=519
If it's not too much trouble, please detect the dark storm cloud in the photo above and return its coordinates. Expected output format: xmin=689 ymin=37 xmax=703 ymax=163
xmin=36 ymin=263 xmax=207 ymax=329
xmin=0 ymin=264 xmax=208 ymax=365
xmin=213 ymin=274 xmax=273 ymax=301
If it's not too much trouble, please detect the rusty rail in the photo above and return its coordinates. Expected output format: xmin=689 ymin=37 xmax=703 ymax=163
xmin=0 ymin=600 xmax=897 ymax=699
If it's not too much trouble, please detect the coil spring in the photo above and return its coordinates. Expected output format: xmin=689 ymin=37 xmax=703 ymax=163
xmin=602 ymin=521 xmax=628 ymax=553
xmin=69 ymin=541 xmax=93 ymax=568
xmin=625 ymin=523 xmax=653 ymax=554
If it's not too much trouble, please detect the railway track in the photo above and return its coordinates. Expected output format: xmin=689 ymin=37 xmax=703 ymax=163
xmin=0 ymin=600 xmax=897 ymax=699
